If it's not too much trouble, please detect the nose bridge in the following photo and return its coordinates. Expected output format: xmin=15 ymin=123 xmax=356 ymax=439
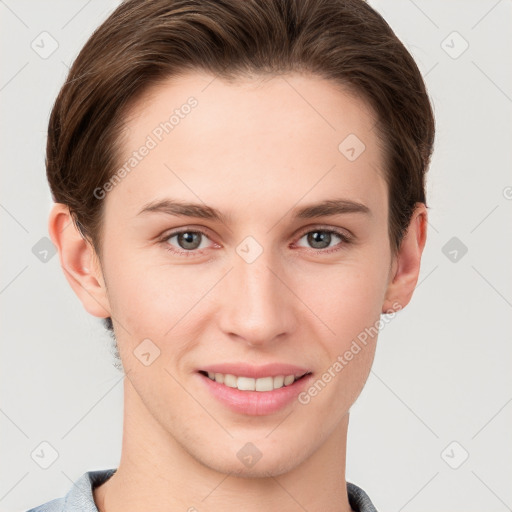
xmin=219 ymin=241 xmax=295 ymax=344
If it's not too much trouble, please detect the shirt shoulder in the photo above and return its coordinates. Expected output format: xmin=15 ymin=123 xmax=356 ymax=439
xmin=25 ymin=468 xmax=117 ymax=512
xmin=347 ymin=481 xmax=379 ymax=512
xmin=25 ymin=496 xmax=64 ymax=512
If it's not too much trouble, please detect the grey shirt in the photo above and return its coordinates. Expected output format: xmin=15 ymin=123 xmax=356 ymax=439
xmin=26 ymin=468 xmax=378 ymax=512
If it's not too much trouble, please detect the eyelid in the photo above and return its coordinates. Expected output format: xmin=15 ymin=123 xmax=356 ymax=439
xmin=294 ymin=223 xmax=353 ymax=241
xmin=160 ymin=225 xmax=214 ymax=240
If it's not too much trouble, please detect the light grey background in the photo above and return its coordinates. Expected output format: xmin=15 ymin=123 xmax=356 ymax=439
xmin=1 ymin=1 xmax=511 ymax=511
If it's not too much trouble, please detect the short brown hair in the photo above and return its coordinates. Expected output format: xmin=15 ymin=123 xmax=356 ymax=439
xmin=47 ymin=0 xmax=435 ymax=338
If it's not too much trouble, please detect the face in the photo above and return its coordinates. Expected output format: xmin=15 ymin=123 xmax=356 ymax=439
xmin=93 ymin=72 xmax=397 ymax=476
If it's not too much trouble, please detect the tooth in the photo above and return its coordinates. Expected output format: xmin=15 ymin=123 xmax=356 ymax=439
xmin=210 ymin=372 xmax=300 ymax=391
xmin=224 ymin=374 xmax=237 ymax=388
xmin=273 ymin=375 xmax=284 ymax=389
xmin=284 ymin=375 xmax=295 ymax=386
xmin=256 ymin=377 xmax=274 ymax=392
xmin=237 ymin=377 xmax=256 ymax=391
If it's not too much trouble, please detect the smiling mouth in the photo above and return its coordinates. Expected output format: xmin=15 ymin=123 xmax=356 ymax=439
xmin=198 ymin=370 xmax=311 ymax=392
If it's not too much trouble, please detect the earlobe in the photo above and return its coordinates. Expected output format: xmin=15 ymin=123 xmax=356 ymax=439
xmin=48 ymin=203 xmax=111 ymax=319
xmin=382 ymin=203 xmax=428 ymax=314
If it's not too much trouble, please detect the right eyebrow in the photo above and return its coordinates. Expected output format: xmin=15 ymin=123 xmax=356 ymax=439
xmin=137 ymin=198 xmax=232 ymax=224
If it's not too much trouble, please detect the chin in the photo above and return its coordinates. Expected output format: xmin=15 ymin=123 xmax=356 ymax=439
xmin=208 ymin=454 xmax=302 ymax=479
xmin=189 ymin=436 xmax=311 ymax=479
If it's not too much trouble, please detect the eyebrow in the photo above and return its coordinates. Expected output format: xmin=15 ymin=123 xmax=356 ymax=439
xmin=137 ymin=198 xmax=371 ymax=222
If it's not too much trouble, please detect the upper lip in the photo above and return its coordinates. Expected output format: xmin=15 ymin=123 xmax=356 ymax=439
xmin=199 ymin=363 xmax=311 ymax=379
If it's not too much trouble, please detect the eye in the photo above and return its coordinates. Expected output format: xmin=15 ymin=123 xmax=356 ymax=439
xmin=163 ymin=229 xmax=215 ymax=256
xmin=295 ymin=228 xmax=351 ymax=254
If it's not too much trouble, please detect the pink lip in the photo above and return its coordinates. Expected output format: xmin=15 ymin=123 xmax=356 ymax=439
xmin=197 ymin=363 xmax=313 ymax=416
xmin=199 ymin=363 xmax=310 ymax=378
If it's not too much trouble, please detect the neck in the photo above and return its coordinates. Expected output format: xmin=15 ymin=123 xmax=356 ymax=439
xmin=94 ymin=377 xmax=353 ymax=512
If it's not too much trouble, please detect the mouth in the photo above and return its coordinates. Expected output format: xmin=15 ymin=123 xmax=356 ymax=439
xmin=198 ymin=370 xmax=311 ymax=392
xmin=197 ymin=364 xmax=313 ymax=415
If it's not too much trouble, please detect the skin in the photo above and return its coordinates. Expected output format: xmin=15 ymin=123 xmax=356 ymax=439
xmin=49 ymin=71 xmax=427 ymax=512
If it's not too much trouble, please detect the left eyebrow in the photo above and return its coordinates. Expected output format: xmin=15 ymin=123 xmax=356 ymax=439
xmin=136 ymin=197 xmax=371 ymax=222
xmin=292 ymin=199 xmax=371 ymax=219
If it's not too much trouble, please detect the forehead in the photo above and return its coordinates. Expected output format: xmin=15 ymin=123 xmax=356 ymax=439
xmin=105 ymin=71 xmax=387 ymax=222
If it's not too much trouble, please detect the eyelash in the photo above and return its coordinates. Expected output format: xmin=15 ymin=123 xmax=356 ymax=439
xmin=159 ymin=226 xmax=352 ymax=257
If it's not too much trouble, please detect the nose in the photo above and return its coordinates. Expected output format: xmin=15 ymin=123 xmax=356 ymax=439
xmin=217 ymin=247 xmax=297 ymax=347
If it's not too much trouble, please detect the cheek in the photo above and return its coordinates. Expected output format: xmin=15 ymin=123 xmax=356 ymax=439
xmin=289 ymin=255 xmax=387 ymax=409
xmin=103 ymin=251 xmax=217 ymax=350
xmin=105 ymin=246 xmax=171 ymax=311
xmin=293 ymin=257 xmax=388 ymax=343
xmin=294 ymin=266 xmax=383 ymax=416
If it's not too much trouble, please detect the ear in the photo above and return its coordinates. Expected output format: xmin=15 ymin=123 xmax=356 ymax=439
xmin=48 ymin=203 xmax=111 ymax=319
xmin=382 ymin=202 xmax=428 ymax=314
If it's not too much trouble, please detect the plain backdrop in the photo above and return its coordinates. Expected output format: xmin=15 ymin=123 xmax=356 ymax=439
xmin=1 ymin=1 xmax=511 ymax=511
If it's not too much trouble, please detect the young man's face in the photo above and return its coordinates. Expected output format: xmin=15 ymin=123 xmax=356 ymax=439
xmin=70 ymin=72 xmax=423 ymax=476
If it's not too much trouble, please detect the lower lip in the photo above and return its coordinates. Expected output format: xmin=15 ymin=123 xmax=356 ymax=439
xmin=198 ymin=373 xmax=312 ymax=416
